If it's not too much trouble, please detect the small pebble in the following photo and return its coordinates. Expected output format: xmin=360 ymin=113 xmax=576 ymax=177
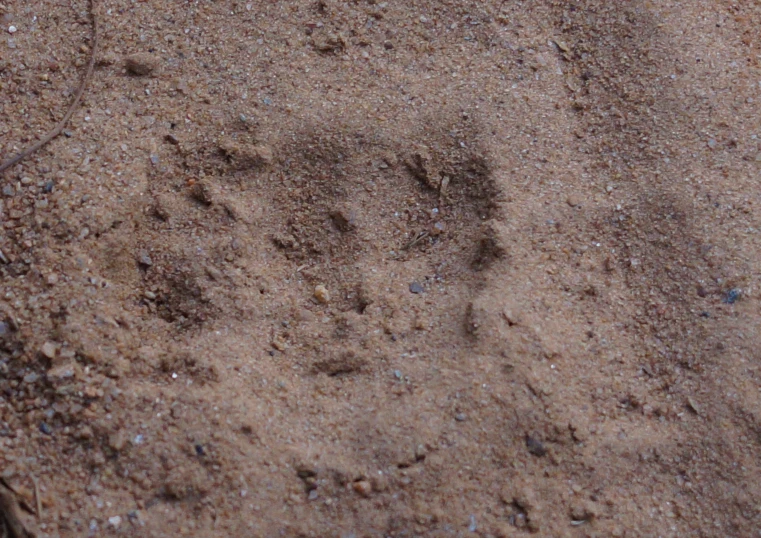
xmin=526 ymin=435 xmax=547 ymax=457
xmin=190 ymin=181 xmax=217 ymax=206
xmin=124 ymin=53 xmax=159 ymax=76
xmin=109 ymin=431 xmax=127 ymax=451
xmin=352 ymin=480 xmax=372 ymax=498
xmin=314 ymin=284 xmax=330 ymax=304
xmin=430 ymin=221 xmax=445 ymax=236
xmin=330 ymin=206 xmax=357 ymax=232
xmin=138 ymin=251 xmax=153 ymax=267
xmin=271 ymin=336 xmax=287 ymax=351
xmin=409 ymin=281 xmax=424 ymax=294
xmin=723 ymin=288 xmax=741 ymax=304
xmin=23 ymin=373 xmax=39 ymax=384
xmin=41 ymin=341 xmax=57 ymax=359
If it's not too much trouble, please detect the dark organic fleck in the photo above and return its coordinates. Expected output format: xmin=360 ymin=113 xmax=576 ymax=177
xmin=526 ymin=435 xmax=547 ymax=457
xmin=722 ymin=289 xmax=741 ymax=304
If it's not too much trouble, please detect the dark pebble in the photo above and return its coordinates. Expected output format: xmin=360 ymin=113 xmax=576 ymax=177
xmin=409 ymin=281 xmax=424 ymax=294
xmin=723 ymin=288 xmax=741 ymax=304
xmin=39 ymin=422 xmax=52 ymax=435
xmin=526 ymin=435 xmax=547 ymax=457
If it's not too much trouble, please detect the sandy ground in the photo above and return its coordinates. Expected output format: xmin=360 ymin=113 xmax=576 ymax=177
xmin=1 ymin=0 xmax=761 ymax=536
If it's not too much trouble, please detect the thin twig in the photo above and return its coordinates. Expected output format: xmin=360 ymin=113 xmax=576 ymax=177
xmin=401 ymin=230 xmax=430 ymax=251
xmin=0 ymin=0 xmax=98 ymax=174
xmin=30 ymin=476 xmax=41 ymax=521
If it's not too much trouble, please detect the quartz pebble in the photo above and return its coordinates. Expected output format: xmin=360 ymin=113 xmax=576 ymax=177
xmin=41 ymin=341 xmax=57 ymax=359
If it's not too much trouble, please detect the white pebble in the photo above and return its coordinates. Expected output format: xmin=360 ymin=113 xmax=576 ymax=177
xmin=8 ymin=26 xmax=17 ymax=34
